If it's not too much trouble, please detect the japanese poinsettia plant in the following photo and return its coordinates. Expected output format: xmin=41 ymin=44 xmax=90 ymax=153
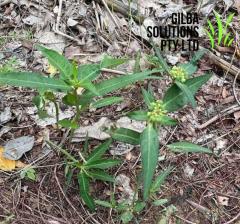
xmin=111 ymin=48 xmax=212 ymax=200
xmin=0 ymin=45 xmax=159 ymax=129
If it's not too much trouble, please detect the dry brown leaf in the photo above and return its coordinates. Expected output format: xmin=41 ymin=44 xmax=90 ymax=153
xmin=0 ymin=147 xmax=27 ymax=171
xmin=234 ymin=0 xmax=240 ymax=14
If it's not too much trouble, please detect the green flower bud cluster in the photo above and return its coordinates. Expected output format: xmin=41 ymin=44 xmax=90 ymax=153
xmin=169 ymin=66 xmax=187 ymax=82
xmin=147 ymin=100 xmax=167 ymax=122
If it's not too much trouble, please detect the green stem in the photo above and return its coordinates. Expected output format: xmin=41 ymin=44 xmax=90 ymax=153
xmin=53 ymin=101 xmax=59 ymax=128
xmin=46 ymin=140 xmax=79 ymax=163
xmin=69 ymin=88 xmax=82 ymax=141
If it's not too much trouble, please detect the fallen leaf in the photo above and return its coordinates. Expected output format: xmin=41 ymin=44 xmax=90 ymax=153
xmin=4 ymin=136 xmax=35 ymax=160
xmin=0 ymin=107 xmax=12 ymax=125
xmin=0 ymin=147 xmax=16 ymax=171
xmin=235 ymin=0 xmax=240 ymax=14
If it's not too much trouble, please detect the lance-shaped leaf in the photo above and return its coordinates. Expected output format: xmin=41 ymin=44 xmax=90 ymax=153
xmin=155 ymin=115 xmax=178 ymax=126
xmin=140 ymin=124 xmax=159 ymax=200
xmin=37 ymin=45 xmax=73 ymax=79
xmin=80 ymin=81 xmax=100 ymax=96
xmin=79 ymin=70 xmax=159 ymax=105
xmin=163 ymin=74 xmax=211 ymax=112
xmin=142 ymin=87 xmax=155 ymax=108
xmin=86 ymin=139 xmax=112 ymax=164
xmin=78 ymin=64 xmax=100 ymax=81
xmin=175 ymin=81 xmax=197 ymax=108
xmin=84 ymin=159 xmax=121 ymax=169
xmin=87 ymin=170 xmax=114 ymax=182
xmin=95 ymin=200 xmax=113 ymax=208
xmin=179 ymin=63 xmax=197 ymax=76
xmin=0 ymin=72 xmax=71 ymax=92
xmin=167 ymin=142 xmax=212 ymax=153
xmin=100 ymin=55 xmax=127 ymax=69
xmin=150 ymin=167 xmax=173 ymax=194
xmin=111 ymin=128 xmax=140 ymax=145
xmin=128 ymin=111 xmax=148 ymax=121
xmin=91 ymin=97 xmax=123 ymax=109
xmin=77 ymin=172 xmax=95 ymax=211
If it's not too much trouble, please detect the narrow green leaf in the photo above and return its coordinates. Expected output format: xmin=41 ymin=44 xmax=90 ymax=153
xmin=227 ymin=37 xmax=234 ymax=47
xmin=100 ymin=55 xmax=127 ymax=69
xmin=214 ymin=11 xmax=223 ymax=45
xmin=77 ymin=172 xmax=95 ymax=211
xmin=224 ymin=13 xmax=235 ymax=35
xmin=111 ymin=128 xmax=140 ymax=145
xmin=79 ymin=70 xmax=159 ymax=104
xmin=167 ymin=142 xmax=212 ymax=153
xmin=140 ymin=124 xmax=159 ymax=200
xmin=224 ymin=33 xmax=231 ymax=46
xmin=163 ymin=74 xmax=212 ymax=112
xmin=150 ymin=167 xmax=173 ymax=193
xmin=153 ymin=46 xmax=170 ymax=73
xmin=121 ymin=211 xmax=134 ymax=224
xmin=0 ymin=72 xmax=71 ymax=92
xmin=37 ymin=45 xmax=73 ymax=79
xmin=175 ymin=81 xmax=197 ymax=108
xmin=133 ymin=202 xmax=146 ymax=213
xmin=91 ymin=97 xmax=123 ymax=109
xmin=127 ymin=110 xmax=148 ymax=121
xmin=141 ymin=87 xmax=155 ymax=108
xmin=85 ymin=159 xmax=121 ymax=169
xmin=179 ymin=63 xmax=197 ymax=76
xmin=205 ymin=30 xmax=215 ymax=48
xmin=95 ymin=200 xmax=112 ymax=208
xmin=87 ymin=170 xmax=114 ymax=182
xmin=86 ymin=139 xmax=112 ymax=164
xmin=190 ymin=48 xmax=207 ymax=65
xmin=80 ymin=81 xmax=100 ymax=96
xmin=153 ymin=199 xmax=168 ymax=206
xmin=155 ymin=115 xmax=178 ymax=126
xmin=207 ymin=19 xmax=215 ymax=36
xmin=78 ymin=64 xmax=100 ymax=81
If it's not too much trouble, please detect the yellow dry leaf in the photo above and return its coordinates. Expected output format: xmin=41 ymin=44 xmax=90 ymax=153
xmin=0 ymin=147 xmax=27 ymax=171
xmin=0 ymin=147 xmax=16 ymax=171
xmin=47 ymin=64 xmax=57 ymax=75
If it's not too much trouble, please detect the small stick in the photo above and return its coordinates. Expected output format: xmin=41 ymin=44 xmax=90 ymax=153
xmin=197 ymin=104 xmax=240 ymax=129
xmin=206 ymin=51 xmax=240 ymax=81
xmin=54 ymin=0 xmax=84 ymax=45
xmin=101 ymin=68 xmax=126 ymax=75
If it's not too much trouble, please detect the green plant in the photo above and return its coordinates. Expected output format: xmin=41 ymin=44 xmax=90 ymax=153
xmin=0 ymin=57 xmax=19 ymax=73
xmin=0 ymin=45 xmax=158 ymax=131
xmin=20 ymin=167 xmax=37 ymax=181
xmin=95 ymin=167 xmax=172 ymax=223
xmin=47 ymin=139 xmax=120 ymax=211
xmin=111 ymin=48 xmax=212 ymax=200
xmin=205 ymin=11 xmax=235 ymax=48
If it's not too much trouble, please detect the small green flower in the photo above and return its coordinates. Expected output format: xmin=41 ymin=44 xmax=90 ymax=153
xmin=148 ymin=100 xmax=167 ymax=122
xmin=169 ymin=66 xmax=187 ymax=83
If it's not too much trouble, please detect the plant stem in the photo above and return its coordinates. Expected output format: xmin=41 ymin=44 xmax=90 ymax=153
xmin=69 ymin=88 xmax=82 ymax=141
xmin=53 ymin=101 xmax=59 ymax=128
xmin=46 ymin=140 xmax=79 ymax=163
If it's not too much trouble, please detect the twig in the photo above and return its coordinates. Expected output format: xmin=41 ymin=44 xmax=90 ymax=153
xmin=197 ymin=104 xmax=240 ymax=129
xmin=101 ymin=0 xmax=120 ymax=29
xmin=54 ymin=166 xmax=84 ymax=222
xmin=223 ymin=211 xmax=240 ymax=224
xmin=101 ymin=68 xmax=126 ymax=75
xmin=53 ymin=0 xmax=84 ymax=45
xmin=206 ymin=51 xmax=240 ymax=81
